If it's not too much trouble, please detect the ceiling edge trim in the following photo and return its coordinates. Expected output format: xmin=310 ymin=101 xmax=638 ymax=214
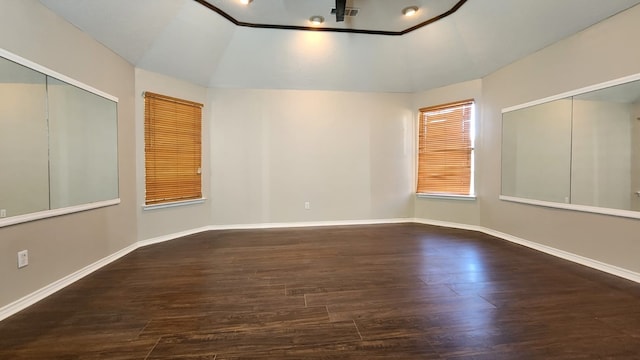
xmin=192 ymin=0 xmax=468 ymax=36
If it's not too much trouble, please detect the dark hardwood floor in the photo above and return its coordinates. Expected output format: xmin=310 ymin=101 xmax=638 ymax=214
xmin=1 ymin=223 xmax=639 ymax=359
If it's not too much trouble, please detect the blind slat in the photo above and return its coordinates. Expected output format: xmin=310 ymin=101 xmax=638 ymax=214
xmin=144 ymin=92 xmax=202 ymax=205
xmin=417 ymin=100 xmax=474 ymax=195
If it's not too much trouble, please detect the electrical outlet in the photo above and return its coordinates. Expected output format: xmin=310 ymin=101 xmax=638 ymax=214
xmin=17 ymin=250 xmax=28 ymax=268
xmin=0 ymin=209 xmax=6 ymax=218
xmin=304 ymin=201 xmax=311 ymax=210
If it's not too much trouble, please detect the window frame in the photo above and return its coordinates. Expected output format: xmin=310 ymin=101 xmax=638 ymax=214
xmin=416 ymin=99 xmax=476 ymax=199
xmin=143 ymin=91 xmax=204 ymax=207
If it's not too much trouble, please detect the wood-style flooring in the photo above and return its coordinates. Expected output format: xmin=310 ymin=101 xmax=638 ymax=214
xmin=1 ymin=224 xmax=639 ymax=359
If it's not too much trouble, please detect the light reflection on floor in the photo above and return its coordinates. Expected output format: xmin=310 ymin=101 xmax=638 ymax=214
xmin=417 ymin=237 xmax=500 ymax=347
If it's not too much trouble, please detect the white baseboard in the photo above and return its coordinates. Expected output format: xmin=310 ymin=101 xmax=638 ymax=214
xmin=412 ymin=218 xmax=485 ymax=232
xmin=2 ymin=216 xmax=638 ymax=322
xmin=0 ymin=218 xmax=410 ymax=321
xmin=137 ymin=226 xmax=213 ymax=248
xmin=137 ymin=218 xmax=412 ymax=248
xmin=482 ymin=227 xmax=640 ymax=283
xmin=414 ymin=218 xmax=640 ymax=284
xmin=208 ymin=218 xmax=413 ymax=231
xmin=0 ymin=242 xmax=138 ymax=322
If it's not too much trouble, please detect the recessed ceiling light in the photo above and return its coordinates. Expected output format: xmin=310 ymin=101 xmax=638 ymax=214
xmin=240 ymin=0 xmax=253 ymax=5
xmin=402 ymin=6 xmax=418 ymax=17
xmin=309 ymin=16 xmax=325 ymax=25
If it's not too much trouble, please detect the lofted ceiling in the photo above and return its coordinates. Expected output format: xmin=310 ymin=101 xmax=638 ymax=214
xmin=38 ymin=0 xmax=640 ymax=93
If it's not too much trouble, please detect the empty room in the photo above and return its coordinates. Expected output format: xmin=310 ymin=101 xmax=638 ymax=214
xmin=1 ymin=0 xmax=640 ymax=358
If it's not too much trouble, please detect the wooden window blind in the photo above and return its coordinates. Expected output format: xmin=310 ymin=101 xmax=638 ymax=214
xmin=417 ymin=99 xmax=474 ymax=195
xmin=144 ymin=91 xmax=203 ymax=205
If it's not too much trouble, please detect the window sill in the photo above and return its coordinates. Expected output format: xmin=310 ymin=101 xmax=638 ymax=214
xmin=143 ymin=198 xmax=206 ymax=211
xmin=416 ymin=193 xmax=477 ymax=201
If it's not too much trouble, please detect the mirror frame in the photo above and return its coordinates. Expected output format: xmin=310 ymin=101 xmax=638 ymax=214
xmin=0 ymin=48 xmax=119 ymax=228
xmin=500 ymin=72 xmax=640 ymax=220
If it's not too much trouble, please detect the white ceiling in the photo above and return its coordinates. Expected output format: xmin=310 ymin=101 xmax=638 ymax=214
xmin=200 ymin=0 xmax=463 ymax=33
xmin=38 ymin=0 xmax=640 ymax=93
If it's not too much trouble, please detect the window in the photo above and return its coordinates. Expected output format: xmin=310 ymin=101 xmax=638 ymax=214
xmin=144 ymin=91 xmax=203 ymax=205
xmin=417 ymin=99 xmax=475 ymax=196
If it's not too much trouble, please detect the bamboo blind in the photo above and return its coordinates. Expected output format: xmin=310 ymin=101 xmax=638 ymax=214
xmin=417 ymin=99 xmax=474 ymax=195
xmin=144 ymin=91 xmax=203 ymax=205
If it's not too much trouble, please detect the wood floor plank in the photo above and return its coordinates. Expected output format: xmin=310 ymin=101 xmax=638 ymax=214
xmin=0 ymin=224 xmax=639 ymax=359
xmin=327 ymin=294 xmax=497 ymax=322
xmin=146 ymin=321 xmax=360 ymax=359
xmin=304 ymin=282 xmax=456 ymax=307
xmin=139 ymin=306 xmax=330 ymax=338
xmin=215 ymin=337 xmax=443 ymax=359
xmin=0 ymin=337 xmax=158 ymax=360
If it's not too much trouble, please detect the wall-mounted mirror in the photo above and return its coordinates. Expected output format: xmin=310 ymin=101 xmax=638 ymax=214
xmin=0 ymin=55 xmax=49 ymax=218
xmin=502 ymin=98 xmax=573 ymax=203
xmin=501 ymin=74 xmax=640 ymax=218
xmin=47 ymin=78 xmax=119 ymax=209
xmin=0 ymin=49 xmax=118 ymax=227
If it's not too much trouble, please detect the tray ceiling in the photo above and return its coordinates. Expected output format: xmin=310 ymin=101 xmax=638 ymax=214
xmin=196 ymin=0 xmax=465 ymax=34
xmin=36 ymin=0 xmax=640 ymax=93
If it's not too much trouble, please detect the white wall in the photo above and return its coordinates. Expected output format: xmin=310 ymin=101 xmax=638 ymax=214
xmin=135 ymin=73 xmax=415 ymax=237
xmin=0 ymin=0 xmax=136 ymax=308
xmin=3 ymin=0 xmax=640 ymax=316
xmin=480 ymin=3 xmax=640 ymax=273
xmin=135 ymin=68 xmax=212 ymax=241
xmin=209 ymin=88 xmax=414 ymax=224
xmin=412 ymin=79 xmax=482 ymax=225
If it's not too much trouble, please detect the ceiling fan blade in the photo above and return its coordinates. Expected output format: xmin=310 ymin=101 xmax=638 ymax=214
xmin=335 ymin=0 xmax=346 ymax=22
